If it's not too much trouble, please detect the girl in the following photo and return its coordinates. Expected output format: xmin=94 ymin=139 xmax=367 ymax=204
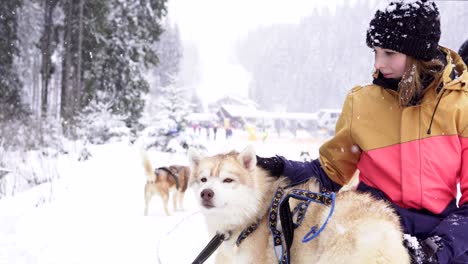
xmin=257 ymin=1 xmax=468 ymax=263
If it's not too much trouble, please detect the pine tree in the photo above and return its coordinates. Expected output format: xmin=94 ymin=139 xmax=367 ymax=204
xmin=153 ymin=20 xmax=183 ymax=88
xmin=81 ymin=0 xmax=168 ymax=136
xmin=80 ymin=0 xmax=111 ymax=106
xmin=76 ymin=92 xmax=130 ymax=144
xmin=158 ymin=84 xmax=192 ymax=133
xmin=0 ymin=0 xmax=27 ymax=122
xmin=141 ymin=84 xmax=192 ymax=151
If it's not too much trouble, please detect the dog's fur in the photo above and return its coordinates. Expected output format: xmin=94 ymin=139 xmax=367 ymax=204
xmin=188 ymin=146 xmax=410 ymax=264
xmin=142 ymin=154 xmax=190 ymax=216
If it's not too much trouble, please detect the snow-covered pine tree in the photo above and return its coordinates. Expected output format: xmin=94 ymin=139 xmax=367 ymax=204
xmin=141 ymin=83 xmax=192 ymax=151
xmin=80 ymin=0 xmax=167 ymax=138
xmin=153 ymin=20 xmax=183 ymax=89
xmin=76 ymin=91 xmax=129 ymax=144
xmin=80 ymin=0 xmax=114 ymax=110
xmin=158 ymin=84 xmax=192 ymax=133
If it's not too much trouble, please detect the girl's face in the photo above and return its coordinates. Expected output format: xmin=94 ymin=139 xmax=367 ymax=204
xmin=373 ymin=47 xmax=408 ymax=79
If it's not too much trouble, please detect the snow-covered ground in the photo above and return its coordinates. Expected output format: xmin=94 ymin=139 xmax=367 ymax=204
xmin=0 ymin=129 xmax=324 ymax=264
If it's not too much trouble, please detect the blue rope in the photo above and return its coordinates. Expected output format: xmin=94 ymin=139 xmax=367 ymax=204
xmin=302 ymin=192 xmax=336 ymax=243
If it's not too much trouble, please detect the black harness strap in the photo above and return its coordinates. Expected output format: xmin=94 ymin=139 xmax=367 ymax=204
xmin=191 ymin=232 xmax=229 ymax=264
xmin=279 ymin=198 xmax=294 ymax=260
xmin=191 ymin=220 xmax=260 ymax=264
xmin=157 ymin=167 xmax=180 ymax=189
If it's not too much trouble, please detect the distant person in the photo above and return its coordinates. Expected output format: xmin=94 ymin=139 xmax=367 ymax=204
xmin=224 ymin=118 xmax=233 ymax=139
xmin=213 ymin=122 xmax=218 ymax=140
xmin=256 ymin=1 xmax=468 ymax=263
xmin=274 ymin=119 xmax=283 ymax=137
xmin=225 ymin=127 xmax=233 ymax=139
xmin=459 ymin=39 xmax=468 ymax=66
xmin=191 ymin=123 xmax=198 ymax=134
xmin=261 ymin=129 xmax=268 ymax=143
xmin=204 ymin=123 xmax=211 ymax=140
xmin=290 ymin=121 xmax=297 ymax=138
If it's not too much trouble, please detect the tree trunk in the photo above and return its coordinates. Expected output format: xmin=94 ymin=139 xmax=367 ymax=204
xmin=40 ymin=0 xmax=59 ymax=118
xmin=61 ymin=0 xmax=73 ymax=124
xmin=74 ymin=0 xmax=84 ymax=112
xmin=32 ymin=55 xmax=41 ymax=118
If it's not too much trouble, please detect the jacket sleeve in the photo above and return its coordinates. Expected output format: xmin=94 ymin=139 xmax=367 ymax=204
xmin=318 ymin=89 xmax=361 ymax=185
xmin=279 ymin=157 xmax=342 ymax=192
xmin=433 ymin=134 xmax=468 ymax=263
xmin=279 ymin=89 xmax=361 ymax=191
xmin=431 ymin=204 xmax=468 ymax=264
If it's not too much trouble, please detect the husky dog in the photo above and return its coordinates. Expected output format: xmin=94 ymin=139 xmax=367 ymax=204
xmin=188 ymin=146 xmax=410 ymax=264
xmin=299 ymin=151 xmax=311 ymax=162
xmin=142 ymin=153 xmax=190 ymax=216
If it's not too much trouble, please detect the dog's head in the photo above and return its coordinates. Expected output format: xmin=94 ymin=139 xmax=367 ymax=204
xmin=300 ymin=151 xmax=311 ymax=162
xmin=188 ymin=145 xmax=263 ymax=228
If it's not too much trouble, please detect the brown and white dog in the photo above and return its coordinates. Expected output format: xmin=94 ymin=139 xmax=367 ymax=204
xmin=142 ymin=153 xmax=190 ymax=216
xmin=188 ymin=146 xmax=410 ymax=264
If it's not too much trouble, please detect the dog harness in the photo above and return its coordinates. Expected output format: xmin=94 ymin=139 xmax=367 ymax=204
xmin=269 ymin=186 xmax=336 ymax=264
xmin=155 ymin=167 xmax=180 ymax=189
xmin=191 ymin=185 xmax=335 ymax=264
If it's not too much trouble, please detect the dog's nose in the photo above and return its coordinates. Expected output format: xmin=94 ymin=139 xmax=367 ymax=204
xmin=201 ymin=189 xmax=214 ymax=201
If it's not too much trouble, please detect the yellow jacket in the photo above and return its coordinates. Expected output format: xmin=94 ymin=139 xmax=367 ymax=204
xmin=319 ymin=47 xmax=468 ymax=213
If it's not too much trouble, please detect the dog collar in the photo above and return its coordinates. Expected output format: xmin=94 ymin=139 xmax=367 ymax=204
xmin=235 ymin=221 xmax=260 ymax=247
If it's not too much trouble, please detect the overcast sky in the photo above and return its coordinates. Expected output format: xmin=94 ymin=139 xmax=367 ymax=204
xmin=167 ymin=0 xmax=359 ymax=104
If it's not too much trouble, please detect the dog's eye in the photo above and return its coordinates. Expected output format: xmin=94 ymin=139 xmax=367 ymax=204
xmin=223 ymin=178 xmax=234 ymax=183
xmin=200 ymin=177 xmax=207 ymax=182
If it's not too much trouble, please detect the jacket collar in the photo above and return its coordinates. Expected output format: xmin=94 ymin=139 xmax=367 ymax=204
xmin=439 ymin=46 xmax=468 ymax=91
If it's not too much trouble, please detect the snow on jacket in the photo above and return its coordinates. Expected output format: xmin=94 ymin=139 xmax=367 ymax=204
xmin=280 ymin=46 xmax=468 ymax=264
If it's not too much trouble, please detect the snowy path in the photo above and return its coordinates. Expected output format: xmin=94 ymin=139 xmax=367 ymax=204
xmin=0 ymin=133 xmax=324 ymax=264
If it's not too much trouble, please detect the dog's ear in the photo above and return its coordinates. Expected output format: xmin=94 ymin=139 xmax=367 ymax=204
xmin=238 ymin=145 xmax=257 ymax=171
xmin=187 ymin=148 xmax=202 ymax=167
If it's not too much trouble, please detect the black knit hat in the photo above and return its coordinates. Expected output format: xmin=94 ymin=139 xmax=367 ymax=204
xmin=459 ymin=39 xmax=468 ymax=65
xmin=366 ymin=0 xmax=441 ymax=61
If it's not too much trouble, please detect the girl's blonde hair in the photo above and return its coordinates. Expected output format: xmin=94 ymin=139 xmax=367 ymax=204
xmin=398 ymin=57 xmax=444 ymax=106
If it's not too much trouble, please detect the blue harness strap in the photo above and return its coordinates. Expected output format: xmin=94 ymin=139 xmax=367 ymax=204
xmin=288 ymin=189 xmax=336 ymax=243
xmin=268 ymin=187 xmax=336 ymax=264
